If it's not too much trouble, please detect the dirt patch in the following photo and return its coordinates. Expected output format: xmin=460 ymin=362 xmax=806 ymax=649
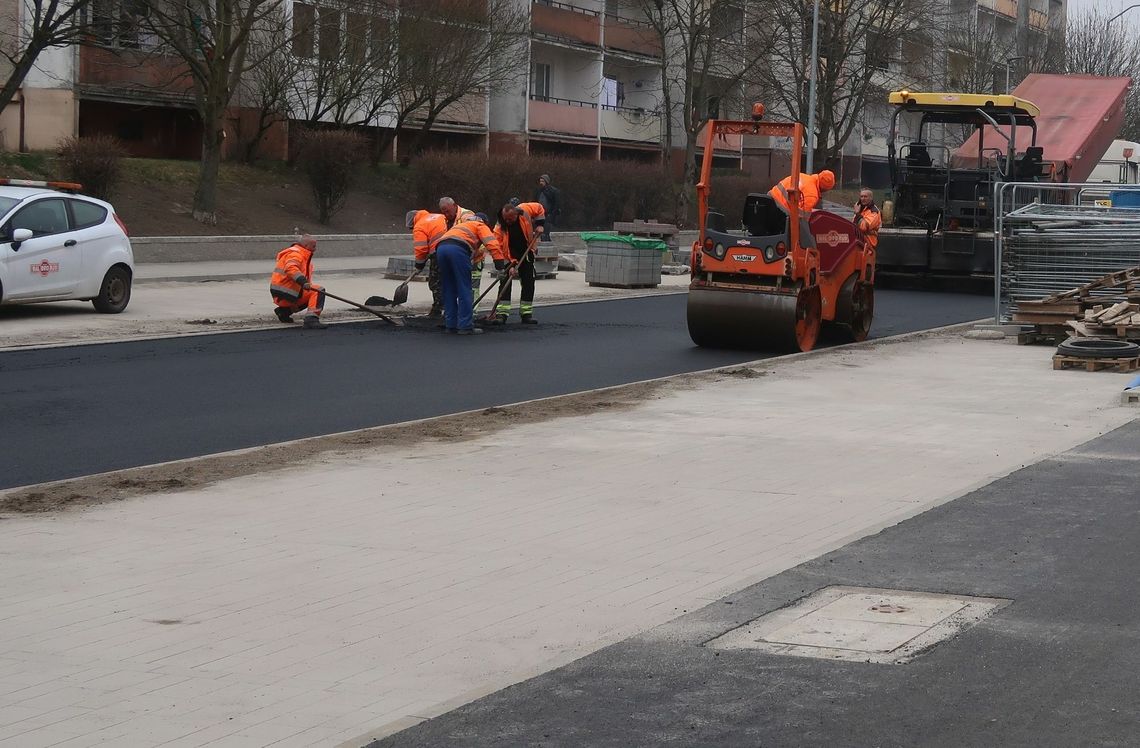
xmin=0 ymin=379 xmax=670 ymax=515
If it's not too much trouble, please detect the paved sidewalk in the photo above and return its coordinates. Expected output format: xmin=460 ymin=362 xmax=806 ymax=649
xmin=0 ymin=265 xmax=688 ymax=350
xmin=376 ymin=421 xmax=1140 ymax=748
xmin=0 ymin=335 xmax=1133 ymax=747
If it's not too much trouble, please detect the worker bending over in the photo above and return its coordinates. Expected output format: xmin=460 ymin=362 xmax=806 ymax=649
xmin=420 ymin=213 xmax=506 ymax=335
xmin=407 ymin=209 xmax=447 ymax=314
xmin=492 ymin=201 xmax=546 ymax=324
xmin=853 ymin=187 xmax=881 ymax=249
xmin=270 ymin=232 xmax=326 ymax=329
xmin=439 ymin=196 xmax=480 ymax=310
xmin=769 ymin=169 xmax=836 ymax=212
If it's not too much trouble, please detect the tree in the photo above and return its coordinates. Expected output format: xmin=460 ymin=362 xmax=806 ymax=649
xmin=378 ymin=0 xmax=528 ymax=159
xmin=140 ymin=0 xmax=294 ymax=224
xmin=235 ymin=8 xmax=296 ymax=161
xmin=0 ymin=0 xmax=96 ymax=122
xmin=750 ymin=0 xmax=939 ymax=172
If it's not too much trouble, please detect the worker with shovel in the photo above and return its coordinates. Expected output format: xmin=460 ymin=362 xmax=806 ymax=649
xmin=435 ymin=213 xmax=507 ymax=335
xmin=270 ymin=232 xmax=327 ymax=329
xmin=407 ymin=209 xmax=448 ymax=314
xmin=491 ymin=201 xmax=545 ymax=325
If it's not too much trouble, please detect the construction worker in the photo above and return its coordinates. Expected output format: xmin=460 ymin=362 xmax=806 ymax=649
xmin=769 ymin=169 xmax=836 ymax=213
xmin=270 ymin=232 xmax=326 ymax=329
xmin=438 ymin=196 xmax=480 ymax=305
xmin=491 ymin=201 xmax=546 ymax=324
xmin=853 ymin=187 xmax=882 ymax=250
xmin=406 ymin=209 xmax=448 ymax=316
xmin=425 ymin=213 xmax=507 ymax=335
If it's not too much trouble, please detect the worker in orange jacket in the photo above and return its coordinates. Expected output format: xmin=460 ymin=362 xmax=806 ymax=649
xmin=853 ymin=187 xmax=882 ymax=250
xmin=492 ymin=201 xmax=546 ymax=324
xmin=769 ymin=169 xmax=836 ymax=213
xmin=439 ymin=196 xmax=481 ymax=304
xmin=432 ymin=213 xmax=507 ymax=334
xmin=270 ymin=233 xmax=326 ymax=329
xmin=406 ymin=209 xmax=449 ymax=316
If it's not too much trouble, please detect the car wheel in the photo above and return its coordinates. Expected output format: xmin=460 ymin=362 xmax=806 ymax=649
xmin=92 ymin=265 xmax=131 ymax=314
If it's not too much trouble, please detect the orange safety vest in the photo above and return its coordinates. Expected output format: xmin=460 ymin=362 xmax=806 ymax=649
xmin=769 ymin=173 xmax=823 ymax=213
xmin=438 ymin=218 xmax=505 ymax=264
xmin=269 ymin=244 xmax=315 ymax=301
xmin=446 ymin=204 xmax=476 ymax=228
xmin=493 ymin=202 xmax=545 ymax=256
xmin=854 ymin=204 xmax=882 ymax=249
xmin=411 ymin=210 xmax=448 ymax=263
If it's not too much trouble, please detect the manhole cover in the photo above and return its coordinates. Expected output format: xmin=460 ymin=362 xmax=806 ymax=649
xmin=706 ymin=586 xmax=1010 ymax=664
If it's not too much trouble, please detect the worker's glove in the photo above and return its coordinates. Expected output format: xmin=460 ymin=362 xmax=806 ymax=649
xmin=508 ymin=263 xmax=519 ymax=278
xmin=493 ymin=259 xmax=507 ymax=271
xmin=534 ymin=225 xmax=545 ymax=234
xmin=301 ymin=280 xmax=312 ymax=290
xmin=414 ymin=261 xmax=426 ymax=271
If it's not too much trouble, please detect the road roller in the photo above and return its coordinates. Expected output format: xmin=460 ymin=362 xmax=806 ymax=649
xmin=687 ymin=106 xmax=876 ymax=351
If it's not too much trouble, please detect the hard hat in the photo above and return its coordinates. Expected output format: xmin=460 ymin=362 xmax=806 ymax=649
xmin=818 ymin=170 xmax=836 ymax=190
xmin=405 ymin=210 xmax=419 ymax=229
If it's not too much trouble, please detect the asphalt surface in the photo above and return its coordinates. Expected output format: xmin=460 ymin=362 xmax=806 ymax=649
xmin=0 ymin=291 xmax=989 ymax=488
xmin=370 ymin=420 xmax=1140 ymax=748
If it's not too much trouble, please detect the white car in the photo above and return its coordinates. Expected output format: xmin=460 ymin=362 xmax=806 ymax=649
xmin=0 ymin=180 xmax=134 ymax=313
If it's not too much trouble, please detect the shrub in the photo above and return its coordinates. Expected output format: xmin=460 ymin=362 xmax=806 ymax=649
xmin=57 ymin=135 xmax=126 ymax=201
xmin=410 ymin=151 xmax=676 ymax=229
xmin=298 ymin=129 xmax=367 ymax=224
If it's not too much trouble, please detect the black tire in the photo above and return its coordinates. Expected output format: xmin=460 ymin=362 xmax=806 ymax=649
xmin=1056 ymin=338 xmax=1140 ymax=359
xmin=92 ymin=265 xmax=131 ymax=314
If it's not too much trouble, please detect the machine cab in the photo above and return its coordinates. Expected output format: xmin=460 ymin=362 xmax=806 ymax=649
xmin=886 ymin=91 xmax=1043 ymax=232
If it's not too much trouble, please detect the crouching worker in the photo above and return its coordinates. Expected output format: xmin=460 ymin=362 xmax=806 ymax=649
xmin=423 ymin=213 xmax=506 ymax=335
xmin=270 ymin=233 xmax=327 ymax=329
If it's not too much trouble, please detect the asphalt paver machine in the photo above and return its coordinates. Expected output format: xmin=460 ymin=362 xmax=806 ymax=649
xmin=687 ymin=106 xmax=876 ymax=351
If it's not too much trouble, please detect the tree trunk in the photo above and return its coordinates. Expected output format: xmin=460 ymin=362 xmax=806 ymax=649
xmin=193 ymin=112 xmax=225 ymax=225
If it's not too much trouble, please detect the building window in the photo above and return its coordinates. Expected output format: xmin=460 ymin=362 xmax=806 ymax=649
xmin=293 ymin=3 xmax=316 ymax=58
xmin=319 ymin=8 xmax=342 ymax=61
xmin=711 ymin=6 xmax=742 ymax=42
xmin=601 ymin=76 xmax=626 ymax=108
xmin=88 ymin=0 xmax=155 ymax=49
xmin=865 ymin=29 xmax=892 ymax=72
xmin=532 ymin=62 xmax=551 ymax=101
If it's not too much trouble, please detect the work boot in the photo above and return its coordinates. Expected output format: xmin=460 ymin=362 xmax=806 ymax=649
xmin=521 ymin=315 xmax=537 ymax=325
xmin=302 ymin=315 xmax=328 ymax=329
xmin=274 ymin=308 xmax=294 ymax=324
xmin=488 ymin=313 xmax=508 ymax=326
xmin=457 ymin=327 xmax=484 ymax=335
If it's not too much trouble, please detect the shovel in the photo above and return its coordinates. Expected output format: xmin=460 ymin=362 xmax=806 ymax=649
xmin=322 ymin=289 xmax=404 ymax=326
xmin=391 ymin=268 xmax=422 ymax=306
xmin=483 ymin=238 xmax=537 ymax=322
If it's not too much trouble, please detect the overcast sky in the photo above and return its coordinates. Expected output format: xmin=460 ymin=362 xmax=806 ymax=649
xmin=1068 ymin=0 xmax=1140 ymax=25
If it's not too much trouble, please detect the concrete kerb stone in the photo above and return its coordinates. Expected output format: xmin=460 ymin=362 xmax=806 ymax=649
xmin=0 ymin=316 xmax=985 ymax=506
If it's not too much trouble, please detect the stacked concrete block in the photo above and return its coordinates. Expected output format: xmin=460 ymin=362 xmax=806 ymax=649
xmin=584 ymin=240 xmax=665 ymax=288
xmin=384 ymin=257 xmax=420 ymax=279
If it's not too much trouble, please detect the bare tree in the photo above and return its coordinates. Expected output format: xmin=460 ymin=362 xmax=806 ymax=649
xmin=140 ymin=0 xmax=294 ymax=224
xmin=0 ymin=0 xmax=96 ymax=120
xmin=378 ymin=0 xmax=528 ymax=159
xmin=750 ymin=0 xmax=938 ymax=172
xmin=235 ymin=8 xmax=297 ymax=161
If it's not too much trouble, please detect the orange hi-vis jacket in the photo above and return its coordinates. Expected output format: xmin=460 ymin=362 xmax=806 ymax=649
xmin=438 ymin=218 xmax=505 ymax=265
xmin=769 ymin=173 xmax=825 ymax=213
xmin=447 ymin=204 xmax=476 ymax=228
xmin=270 ymin=243 xmax=316 ymax=302
xmin=493 ymin=202 xmax=546 ymax=259
xmin=853 ymin=203 xmax=882 ymax=249
xmin=411 ymin=210 xmax=448 ymax=263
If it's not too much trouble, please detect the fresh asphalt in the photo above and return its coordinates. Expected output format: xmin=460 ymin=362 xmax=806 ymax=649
xmin=0 ymin=291 xmax=989 ymax=489
xmin=368 ymin=421 xmax=1140 ymax=748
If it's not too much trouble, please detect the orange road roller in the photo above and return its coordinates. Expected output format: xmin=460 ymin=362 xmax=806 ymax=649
xmin=687 ymin=107 xmax=876 ymax=351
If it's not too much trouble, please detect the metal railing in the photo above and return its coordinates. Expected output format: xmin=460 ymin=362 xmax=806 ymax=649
xmin=993 ymin=181 xmax=1140 ymax=322
xmin=533 ymin=0 xmax=601 ymax=15
xmin=529 ymin=95 xmax=598 ymax=108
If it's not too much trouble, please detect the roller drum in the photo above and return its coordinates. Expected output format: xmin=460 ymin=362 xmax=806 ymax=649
xmin=687 ymin=286 xmax=821 ymax=352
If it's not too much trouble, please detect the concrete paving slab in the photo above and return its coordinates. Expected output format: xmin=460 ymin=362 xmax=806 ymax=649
xmin=0 ymin=334 xmax=1133 ymax=746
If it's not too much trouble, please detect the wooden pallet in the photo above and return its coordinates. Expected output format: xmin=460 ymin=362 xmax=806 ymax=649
xmin=1082 ymin=323 xmax=1140 ymax=340
xmin=1018 ymin=330 xmax=1066 ymax=346
xmin=1052 ymin=354 xmax=1140 ymax=373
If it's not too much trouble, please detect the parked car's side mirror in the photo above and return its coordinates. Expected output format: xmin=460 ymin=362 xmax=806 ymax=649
xmin=11 ymin=227 xmax=32 ymax=250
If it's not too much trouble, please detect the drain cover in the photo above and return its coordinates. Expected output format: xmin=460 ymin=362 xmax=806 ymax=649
xmin=706 ymin=586 xmax=1010 ymax=664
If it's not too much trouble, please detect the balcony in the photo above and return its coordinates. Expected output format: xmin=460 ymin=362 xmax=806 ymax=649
xmin=599 ymin=105 xmax=660 ymax=143
xmin=411 ymin=93 xmax=488 ymax=129
xmin=977 ymin=0 xmax=1017 ymax=20
xmin=1028 ymin=8 xmax=1047 ymax=29
xmin=532 ymin=0 xmax=601 ymax=47
xmin=603 ymin=14 xmax=662 ymax=57
xmin=528 ymin=96 xmax=598 ymax=137
xmin=77 ymin=46 xmax=195 ymax=103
